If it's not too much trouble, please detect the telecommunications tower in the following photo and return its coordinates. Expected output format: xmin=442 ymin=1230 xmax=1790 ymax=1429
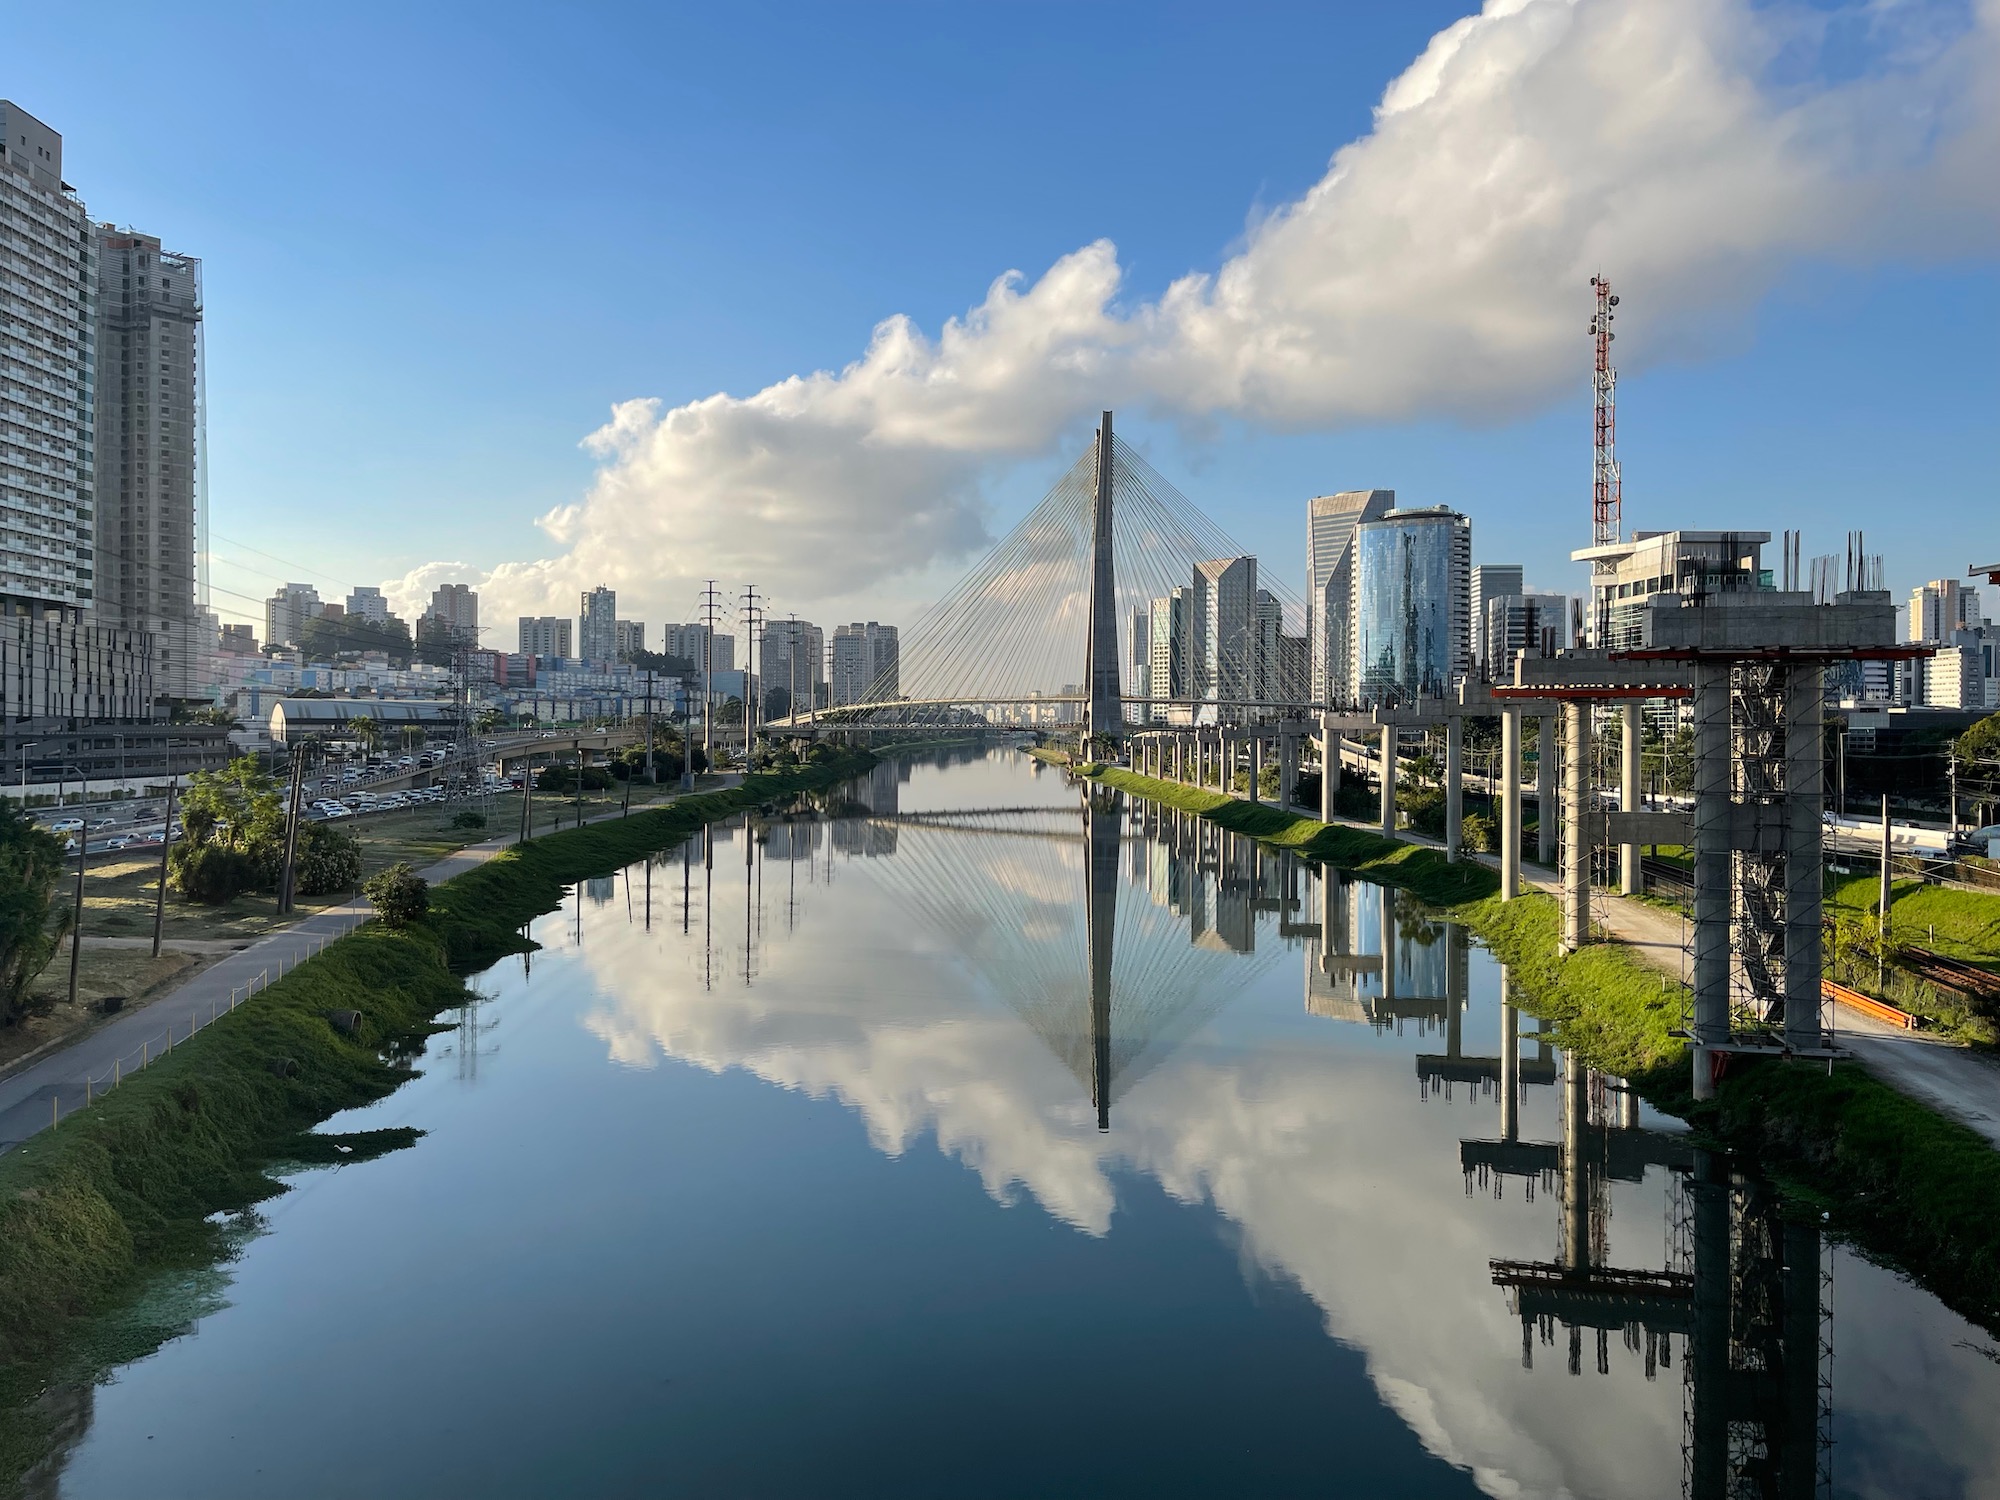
xmin=1585 ymin=276 xmax=1622 ymax=644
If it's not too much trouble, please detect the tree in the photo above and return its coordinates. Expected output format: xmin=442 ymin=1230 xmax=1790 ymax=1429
xmin=364 ymin=863 xmax=429 ymax=928
xmin=172 ymin=702 xmax=236 ymax=727
xmin=0 ymin=801 xmax=69 ymax=1025
xmin=295 ymin=823 xmax=363 ymax=896
xmin=346 ymin=716 xmax=383 ymax=754
xmin=1954 ymin=712 xmax=2000 ymax=767
xmin=298 ymin=613 xmax=415 ymax=668
xmin=178 ymin=756 xmax=284 ymax=852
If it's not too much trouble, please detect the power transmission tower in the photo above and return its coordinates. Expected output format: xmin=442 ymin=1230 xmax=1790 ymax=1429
xmin=1586 ymin=277 xmax=1622 ymax=645
xmin=740 ymin=584 xmax=764 ymax=761
xmin=700 ymin=580 xmax=722 ymax=774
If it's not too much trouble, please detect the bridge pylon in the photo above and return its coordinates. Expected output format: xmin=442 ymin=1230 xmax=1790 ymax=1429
xmin=1083 ymin=410 xmax=1122 ymax=752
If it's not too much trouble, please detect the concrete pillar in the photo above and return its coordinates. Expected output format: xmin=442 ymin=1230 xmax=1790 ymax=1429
xmin=1560 ymin=702 xmax=1590 ymax=953
xmin=1279 ymin=731 xmax=1297 ymax=809
xmin=1620 ymin=700 xmax=1642 ymax=895
xmin=1444 ymin=714 xmax=1463 ymax=862
xmin=1379 ymin=725 xmax=1396 ymax=835
xmin=1320 ymin=717 xmax=1337 ymax=824
xmin=1498 ymin=967 xmax=1519 ymax=1142
xmin=1691 ymin=661 xmax=1733 ymax=1100
xmin=1248 ymin=735 xmax=1262 ymax=804
xmin=1500 ymin=709 xmax=1521 ymax=900
xmin=1537 ymin=714 xmax=1557 ymax=865
xmin=1784 ymin=663 xmax=1825 ymax=1053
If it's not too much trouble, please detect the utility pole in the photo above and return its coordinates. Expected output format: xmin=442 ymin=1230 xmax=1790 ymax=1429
xmin=644 ymin=669 xmax=657 ymax=785
xmin=151 ymin=766 xmax=177 ymax=958
xmin=1879 ymin=793 xmax=1893 ymax=989
xmin=67 ymin=768 xmax=86 ymax=1013
xmin=277 ymin=741 xmax=308 ymax=915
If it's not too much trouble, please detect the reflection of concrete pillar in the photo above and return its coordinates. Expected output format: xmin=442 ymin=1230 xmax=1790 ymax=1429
xmin=1692 ymin=661 xmax=1732 ymax=1100
xmin=1784 ymin=663 xmax=1824 ymax=1054
xmin=1561 ymin=703 xmax=1590 ymax=952
xmin=1379 ymin=885 xmax=1397 ymax=1005
xmin=1320 ymin=864 xmax=1338 ymax=974
xmin=1689 ymin=1150 xmax=1731 ymax=1500
xmin=1501 ymin=709 xmax=1521 ymax=900
xmin=1537 ymin=715 xmax=1557 ymax=865
xmin=1560 ymin=1055 xmax=1589 ymax=1272
xmin=1249 ymin=735 xmax=1262 ymax=804
xmin=1499 ymin=968 xmax=1519 ymax=1142
xmin=1444 ymin=714 xmax=1463 ymax=861
xmin=1380 ymin=725 xmax=1396 ymax=834
xmin=1781 ymin=1219 xmax=1822 ymax=1499
xmin=1620 ymin=700 xmax=1642 ymax=895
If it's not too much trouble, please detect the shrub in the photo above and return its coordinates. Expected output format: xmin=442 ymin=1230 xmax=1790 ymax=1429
xmin=295 ymin=823 xmax=363 ymax=897
xmin=168 ymin=842 xmax=260 ymax=905
xmin=535 ymin=764 xmax=614 ymax=794
xmin=450 ymin=810 xmax=487 ymax=831
xmin=363 ymin=862 xmax=429 ymax=928
xmin=1460 ymin=811 xmax=1496 ymax=854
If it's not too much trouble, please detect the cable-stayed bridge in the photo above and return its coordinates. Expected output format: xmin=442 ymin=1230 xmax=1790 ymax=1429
xmin=772 ymin=412 xmax=1319 ymax=738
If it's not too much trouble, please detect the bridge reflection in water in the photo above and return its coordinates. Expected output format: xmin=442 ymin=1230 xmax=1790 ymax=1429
xmin=668 ymin=766 xmax=1832 ymax=1496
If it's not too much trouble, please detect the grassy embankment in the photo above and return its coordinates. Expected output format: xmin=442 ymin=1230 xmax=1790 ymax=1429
xmin=1082 ymin=761 xmax=2000 ymax=1331
xmin=0 ymin=752 xmax=877 ymax=1478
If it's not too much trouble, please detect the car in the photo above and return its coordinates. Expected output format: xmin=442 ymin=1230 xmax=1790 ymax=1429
xmin=49 ymin=817 xmax=83 ymax=834
xmin=101 ymin=834 xmax=133 ymax=851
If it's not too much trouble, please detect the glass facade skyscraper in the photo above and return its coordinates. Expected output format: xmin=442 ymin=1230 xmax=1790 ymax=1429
xmin=1353 ymin=506 xmax=1470 ymax=705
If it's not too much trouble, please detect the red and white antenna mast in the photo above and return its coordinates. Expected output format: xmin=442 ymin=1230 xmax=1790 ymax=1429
xmin=1588 ymin=276 xmax=1621 ymax=548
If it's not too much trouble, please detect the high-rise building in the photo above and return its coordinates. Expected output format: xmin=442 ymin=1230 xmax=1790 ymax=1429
xmin=663 ymin=623 xmax=733 ymax=675
xmin=1481 ymin=591 xmax=1569 ymax=674
xmin=1353 ymin=506 xmax=1471 ymax=705
xmin=1468 ymin=564 xmax=1523 ymax=673
xmin=424 ymin=583 xmax=478 ymax=640
xmin=91 ymin=225 xmax=202 ymax=699
xmin=579 ymin=584 xmax=616 ymax=662
xmin=219 ymin=621 xmax=257 ymax=655
xmin=613 ymin=619 xmax=645 ymax=659
xmin=0 ymin=101 xmax=96 ymax=617
xmin=830 ymin=621 xmax=898 ymax=706
xmin=760 ymin=618 xmax=825 ymax=714
xmin=1251 ymin=589 xmax=1308 ymax=708
xmin=264 ymin=582 xmax=321 ymax=648
xmin=1129 ymin=607 xmax=1151 ymax=708
xmin=1193 ymin=556 xmax=1257 ymax=709
xmin=345 ymin=586 xmax=389 ymax=624
xmin=1909 ymin=579 xmax=1977 ymax=644
xmin=1306 ymin=490 xmax=1395 ymax=707
xmin=1149 ymin=589 xmax=1190 ymax=716
xmin=518 ymin=615 xmax=572 ymax=658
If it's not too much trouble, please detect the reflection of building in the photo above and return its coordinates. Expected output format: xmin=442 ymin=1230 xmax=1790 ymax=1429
xmin=1354 ymin=506 xmax=1471 ymax=705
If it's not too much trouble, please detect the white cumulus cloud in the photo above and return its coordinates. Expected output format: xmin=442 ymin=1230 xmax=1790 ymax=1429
xmin=423 ymin=0 xmax=2000 ymax=632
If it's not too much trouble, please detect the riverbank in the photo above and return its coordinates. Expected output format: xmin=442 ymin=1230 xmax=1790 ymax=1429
xmin=1077 ymin=760 xmax=2000 ymax=1331
xmin=0 ymin=750 xmax=878 ymax=1483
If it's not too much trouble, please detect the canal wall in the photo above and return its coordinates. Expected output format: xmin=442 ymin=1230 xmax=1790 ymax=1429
xmin=0 ymin=750 xmax=880 ymax=1481
xmin=1079 ymin=760 xmax=2000 ymax=1334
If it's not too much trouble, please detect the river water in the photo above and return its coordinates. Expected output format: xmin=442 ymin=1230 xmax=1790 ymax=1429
xmin=26 ymin=748 xmax=2000 ymax=1498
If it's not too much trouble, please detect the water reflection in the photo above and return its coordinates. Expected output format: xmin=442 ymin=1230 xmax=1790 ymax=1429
xmin=35 ymin=750 xmax=2000 ymax=1499
xmin=585 ymin=764 xmax=1936 ymax=1497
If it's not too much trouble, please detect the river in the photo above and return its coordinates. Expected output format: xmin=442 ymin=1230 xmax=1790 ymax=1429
xmin=22 ymin=747 xmax=2000 ymax=1498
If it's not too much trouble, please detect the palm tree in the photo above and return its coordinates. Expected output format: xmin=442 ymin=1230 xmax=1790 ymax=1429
xmin=346 ymin=715 xmax=382 ymax=754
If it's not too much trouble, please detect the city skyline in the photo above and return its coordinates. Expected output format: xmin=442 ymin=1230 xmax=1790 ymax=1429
xmin=5 ymin=2 xmax=1994 ymax=639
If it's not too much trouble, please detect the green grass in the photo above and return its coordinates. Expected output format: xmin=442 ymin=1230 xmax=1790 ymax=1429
xmin=1828 ymin=872 xmax=2000 ymax=970
xmin=1083 ymin=760 xmax=2000 ymax=1332
xmin=0 ymin=750 xmax=878 ymax=1485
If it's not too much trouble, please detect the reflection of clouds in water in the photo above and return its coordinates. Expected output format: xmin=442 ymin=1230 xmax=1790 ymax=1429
xmin=566 ymin=843 xmax=2000 ymax=1500
xmin=568 ymin=868 xmax=1681 ymax=1499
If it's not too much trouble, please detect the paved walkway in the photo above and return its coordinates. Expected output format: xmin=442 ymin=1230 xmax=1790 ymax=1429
xmin=0 ymin=777 xmax=744 ymax=1154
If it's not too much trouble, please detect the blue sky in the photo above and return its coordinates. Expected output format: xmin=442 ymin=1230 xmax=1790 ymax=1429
xmin=14 ymin=0 xmax=1998 ymax=633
